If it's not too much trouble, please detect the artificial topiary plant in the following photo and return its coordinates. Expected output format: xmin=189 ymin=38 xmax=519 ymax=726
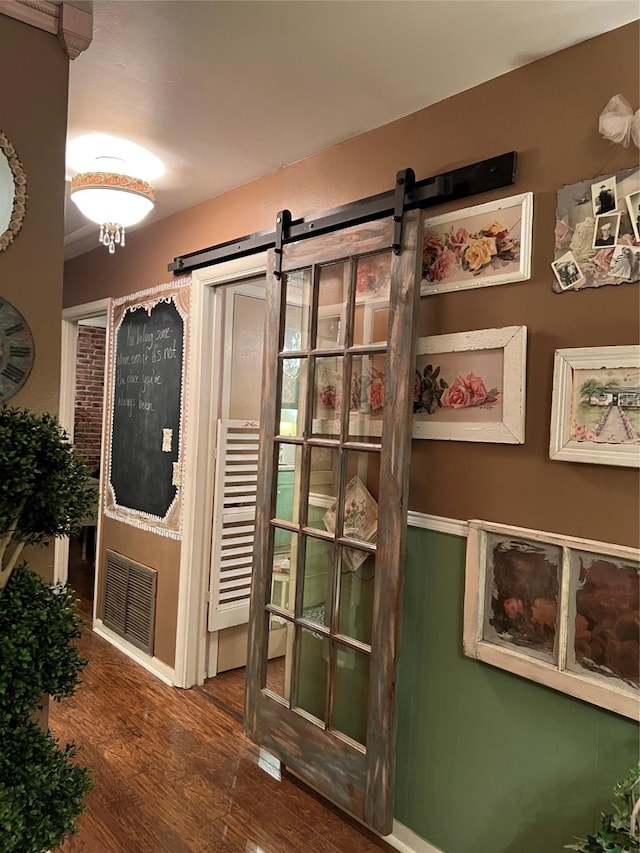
xmin=0 ymin=405 xmax=94 ymax=592
xmin=566 ymin=764 xmax=640 ymax=852
xmin=0 ymin=405 xmax=95 ymax=852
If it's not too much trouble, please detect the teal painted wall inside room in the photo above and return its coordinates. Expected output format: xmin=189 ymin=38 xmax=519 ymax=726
xmin=395 ymin=528 xmax=638 ymax=853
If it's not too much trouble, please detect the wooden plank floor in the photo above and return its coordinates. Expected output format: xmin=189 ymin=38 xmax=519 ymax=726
xmin=48 ymin=614 xmax=393 ymax=852
xmin=67 ymin=536 xmax=95 ymax=619
xmin=197 ymin=658 xmax=285 ymax=723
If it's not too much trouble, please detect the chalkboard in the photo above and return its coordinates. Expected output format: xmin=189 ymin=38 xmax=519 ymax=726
xmin=109 ymin=298 xmax=184 ymax=520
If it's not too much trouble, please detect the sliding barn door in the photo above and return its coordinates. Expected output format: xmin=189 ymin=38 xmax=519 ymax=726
xmin=245 ymin=211 xmax=422 ymax=834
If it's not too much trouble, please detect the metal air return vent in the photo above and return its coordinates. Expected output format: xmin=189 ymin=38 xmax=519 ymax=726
xmin=102 ymin=549 xmax=157 ymax=655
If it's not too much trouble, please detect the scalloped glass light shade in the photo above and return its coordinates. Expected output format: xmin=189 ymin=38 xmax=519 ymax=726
xmin=70 ymin=172 xmax=155 ymax=227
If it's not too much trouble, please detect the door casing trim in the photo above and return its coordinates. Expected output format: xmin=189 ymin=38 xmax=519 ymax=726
xmin=54 ymin=298 xmax=110 ymax=595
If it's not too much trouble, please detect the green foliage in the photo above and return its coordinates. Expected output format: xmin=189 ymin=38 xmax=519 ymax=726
xmin=0 ymin=565 xmax=86 ymax=726
xmin=579 ymin=379 xmax=605 ymax=404
xmin=0 ymin=405 xmax=93 ymax=549
xmin=0 ymin=566 xmax=93 ymax=852
xmin=0 ymin=719 xmax=92 ymax=853
xmin=414 ymin=364 xmax=448 ymax=414
xmin=566 ymin=764 xmax=640 ymax=852
xmin=0 ymin=406 xmax=94 ymax=851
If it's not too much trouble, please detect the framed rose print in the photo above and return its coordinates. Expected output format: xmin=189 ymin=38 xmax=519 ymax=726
xmin=549 ymin=345 xmax=640 ymax=468
xmin=413 ymin=325 xmax=527 ymax=443
xmin=463 ymin=520 xmax=639 ymax=720
xmin=421 ymin=192 xmax=533 ymax=295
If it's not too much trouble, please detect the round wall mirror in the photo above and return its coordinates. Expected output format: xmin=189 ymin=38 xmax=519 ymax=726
xmin=0 ymin=130 xmax=27 ymax=252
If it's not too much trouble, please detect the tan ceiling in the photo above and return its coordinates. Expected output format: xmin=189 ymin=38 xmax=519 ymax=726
xmin=64 ymin=0 xmax=640 ymax=258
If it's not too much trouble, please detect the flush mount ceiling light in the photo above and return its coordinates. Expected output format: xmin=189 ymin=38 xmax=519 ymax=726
xmin=67 ymin=139 xmax=163 ymax=254
xmin=70 ymin=170 xmax=155 ymax=253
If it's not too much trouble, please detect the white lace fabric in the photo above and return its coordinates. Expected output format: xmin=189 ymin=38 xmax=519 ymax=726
xmin=598 ymin=94 xmax=640 ymax=148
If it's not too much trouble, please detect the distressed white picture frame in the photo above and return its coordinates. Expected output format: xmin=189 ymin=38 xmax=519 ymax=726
xmin=549 ymin=345 xmax=640 ymax=468
xmin=420 ymin=191 xmax=533 ymax=295
xmin=463 ymin=520 xmax=640 ymax=720
xmin=413 ymin=325 xmax=527 ymax=443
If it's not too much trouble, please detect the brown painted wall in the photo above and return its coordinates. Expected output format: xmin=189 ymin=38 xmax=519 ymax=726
xmin=65 ymin=24 xmax=640 ymax=668
xmin=98 ymin=518 xmax=180 ymax=666
xmin=1 ymin=15 xmax=69 ymax=579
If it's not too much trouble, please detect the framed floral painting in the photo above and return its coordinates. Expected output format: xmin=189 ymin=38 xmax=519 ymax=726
xmin=549 ymin=345 xmax=640 ymax=468
xmin=413 ymin=325 xmax=527 ymax=443
xmin=463 ymin=520 xmax=639 ymax=720
xmin=421 ymin=192 xmax=533 ymax=295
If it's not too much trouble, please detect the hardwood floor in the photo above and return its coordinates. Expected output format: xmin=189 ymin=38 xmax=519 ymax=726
xmin=48 ymin=620 xmax=393 ymax=852
xmin=197 ymin=658 xmax=285 ymax=722
xmin=67 ymin=535 xmax=95 ymax=619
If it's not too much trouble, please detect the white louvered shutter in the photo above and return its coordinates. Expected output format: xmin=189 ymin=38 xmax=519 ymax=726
xmin=207 ymin=419 xmax=260 ymax=630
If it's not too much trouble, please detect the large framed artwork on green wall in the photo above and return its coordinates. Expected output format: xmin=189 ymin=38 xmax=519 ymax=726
xmin=463 ymin=519 xmax=639 ymax=720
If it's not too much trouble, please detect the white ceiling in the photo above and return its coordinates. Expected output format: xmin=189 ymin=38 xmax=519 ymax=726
xmin=64 ymin=0 xmax=640 ymax=259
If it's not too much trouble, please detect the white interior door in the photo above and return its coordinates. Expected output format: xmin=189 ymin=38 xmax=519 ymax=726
xmin=205 ymin=280 xmax=289 ymax=673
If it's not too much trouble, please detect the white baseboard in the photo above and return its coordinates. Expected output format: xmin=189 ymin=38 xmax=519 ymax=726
xmin=92 ymin=619 xmax=175 ymax=686
xmin=407 ymin=510 xmax=467 ymax=538
xmin=384 ymin=820 xmax=445 ymax=853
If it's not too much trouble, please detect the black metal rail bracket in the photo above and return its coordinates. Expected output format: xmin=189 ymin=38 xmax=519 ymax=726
xmin=168 ymin=151 xmax=517 ymax=274
xmin=392 ymin=168 xmax=415 ymax=255
xmin=272 ymin=209 xmax=291 ymax=280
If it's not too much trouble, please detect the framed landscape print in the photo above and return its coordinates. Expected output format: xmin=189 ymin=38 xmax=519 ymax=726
xmin=421 ymin=192 xmax=533 ymax=295
xmin=463 ymin=520 xmax=639 ymax=720
xmin=413 ymin=325 xmax=527 ymax=443
xmin=549 ymin=345 xmax=640 ymax=468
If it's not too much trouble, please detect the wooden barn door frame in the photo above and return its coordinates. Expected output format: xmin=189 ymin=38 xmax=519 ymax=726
xmin=245 ymin=211 xmax=422 ymax=833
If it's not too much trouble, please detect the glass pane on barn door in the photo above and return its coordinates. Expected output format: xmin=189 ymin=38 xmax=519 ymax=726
xmin=341 ymin=450 xmax=379 ymax=541
xmin=269 ymin=531 xmax=298 ymax=614
xmin=301 ymin=534 xmax=333 ymax=628
xmin=312 ymin=355 xmax=344 ymax=439
xmin=278 ymin=357 xmax=306 ymax=437
xmin=333 ymin=645 xmax=370 ymax=746
xmin=316 ymin=262 xmax=348 ymax=349
xmin=348 ymin=353 xmax=386 ymax=443
xmin=295 ymin=627 xmax=329 ymax=723
xmin=306 ymin=445 xmax=340 ymax=532
xmin=353 ymin=251 xmax=391 ymax=347
xmin=338 ymin=550 xmax=375 ymax=645
xmin=283 ymin=268 xmax=311 ymax=352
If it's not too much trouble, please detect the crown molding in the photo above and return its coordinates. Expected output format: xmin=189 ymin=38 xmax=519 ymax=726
xmin=57 ymin=2 xmax=92 ymax=60
xmin=0 ymin=0 xmax=57 ymax=34
xmin=0 ymin=0 xmax=92 ymax=59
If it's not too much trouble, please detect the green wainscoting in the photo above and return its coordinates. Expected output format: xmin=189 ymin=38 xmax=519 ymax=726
xmin=395 ymin=527 xmax=638 ymax=853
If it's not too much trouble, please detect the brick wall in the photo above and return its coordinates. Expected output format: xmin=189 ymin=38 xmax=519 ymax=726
xmin=74 ymin=326 xmax=106 ymax=475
